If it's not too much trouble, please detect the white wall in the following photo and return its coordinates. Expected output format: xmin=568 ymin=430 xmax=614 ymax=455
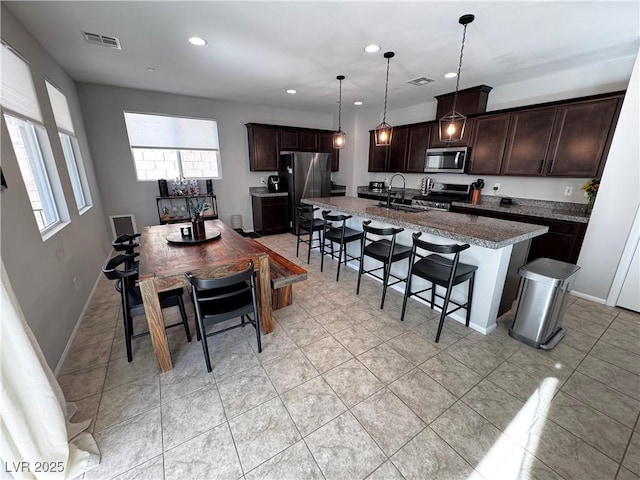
xmin=76 ymin=84 xmax=335 ymax=232
xmin=574 ymin=50 xmax=640 ymax=301
xmin=349 ymin=55 xmax=635 ymax=203
xmin=0 ymin=6 xmax=111 ymax=368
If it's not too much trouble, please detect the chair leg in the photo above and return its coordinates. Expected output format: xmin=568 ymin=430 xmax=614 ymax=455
xmin=401 ymin=275 xmax=412 ymax=321
xmin=356 ymin=254 xmax=364 ymax=295
xmin=465 ymin=274 xmax=475 ymax=327
xmin=320 ymin=233 xmax=326 ymax=272
xmin=296 ymin=227 xmax=301 ymax=257
xmin=435 ymin=284 xmax=454 ymax=343
xmin=336 ymin=242 xmax=344 ymax=281
xmin=307 ymin=228 xmax=313 ymax=264
xmin=380 ymin=261 xmax=391 ymax=309
xmin=431 ymin=283 xmax=436 ymax=309
xmin=123 ymin=309 xmax=133 ymax=362
xmin=177 ymin=295 xmax=191 ymax=342
xmin=198 ymin=320 xmax=213 ymax=373
xmin=252 ymin=302 xmax=262 ymax=353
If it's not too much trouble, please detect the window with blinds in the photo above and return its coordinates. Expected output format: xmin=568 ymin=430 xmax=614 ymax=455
xmin=45 ymin=80 xmax=91 ymax=212
xmin=1 ymin=42 xmax=68 ymax=235
xmin=123 ymin=112 xmax=222 ymax=181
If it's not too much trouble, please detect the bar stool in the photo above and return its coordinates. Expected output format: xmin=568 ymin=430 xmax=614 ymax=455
xmin=356 ymin=220 xmax=412 ymax=309
xmin=295 ymin=204 xmax=324 ymax=263
xmin=401 ymin=232 xmax=478 ymax=343
xmin=320 ymin=210 xmax=364 ymax=281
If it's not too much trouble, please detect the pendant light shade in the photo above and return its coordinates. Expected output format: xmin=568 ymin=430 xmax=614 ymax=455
xmin=375 ymin=51 xmax=395 ymax=146
xmin=440 ymin=14 xmax=475 ymax=143
xmin=333 ymin=75 xmax=346 ymax=149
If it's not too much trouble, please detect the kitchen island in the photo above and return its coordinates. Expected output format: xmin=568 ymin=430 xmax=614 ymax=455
xmin=305 ymin=196 xmax=549 ymax=335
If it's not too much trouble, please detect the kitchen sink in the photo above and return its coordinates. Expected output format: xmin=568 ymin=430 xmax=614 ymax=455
xmin=378 ymin=203 xmax=424 ymax=213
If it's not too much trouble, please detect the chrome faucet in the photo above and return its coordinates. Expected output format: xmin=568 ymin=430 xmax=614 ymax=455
xmin=387 ymin=173 xmax=407 ymax=208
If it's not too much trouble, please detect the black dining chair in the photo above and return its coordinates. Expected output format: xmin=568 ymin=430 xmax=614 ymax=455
xmin=295 ymin=204 xmax=324 ymax=263
xmin=356 ymin=220 xmax=412 ymax=309
xmin=102 ymin=253 xmax=191 ymax=362
xmin=112 ymin=233 xmax=141 ymax=270
xmin=185 ymin=260 xmax=262 ymax=373
xmin=401 ymin=232 xmax=478 ymax=343
xmin=320 ymin=210 xmax=364 ymax=281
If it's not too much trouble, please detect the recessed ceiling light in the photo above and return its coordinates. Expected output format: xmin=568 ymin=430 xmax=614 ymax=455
xmin=286 ymin=89 xmax=297 ymax=94
xmin=364 ymin=44 xmax=381 ymax=53
xmin=444 ymin=72 xmax=457 ymax=79
xmin=188 ymin=36 xmax=207 ymax=46
xmin=147 ymin=67 xmax=155 ymax=72
xmin=354 ymin=101 xmax=363 ymax=106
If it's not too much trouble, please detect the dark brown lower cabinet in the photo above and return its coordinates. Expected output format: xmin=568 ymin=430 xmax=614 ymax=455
xmin=450 ymin=206 xmax=587 ymax=264
xmin=252 ymin=196 xmax=289 ymax=235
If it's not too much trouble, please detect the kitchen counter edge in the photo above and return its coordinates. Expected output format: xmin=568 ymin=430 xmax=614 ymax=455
xmin=306 ymin=196 xmax=548 ymax=250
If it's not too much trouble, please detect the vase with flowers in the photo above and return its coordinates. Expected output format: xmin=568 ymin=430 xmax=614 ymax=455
xmin=189 ymin=198 xmax=210 ymax=239
xmin=582 ymin=179 xmax=599 ymax=214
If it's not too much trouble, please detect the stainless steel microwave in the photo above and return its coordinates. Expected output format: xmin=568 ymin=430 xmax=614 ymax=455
xmin=424 ymin=147 xmax=468 ymax=174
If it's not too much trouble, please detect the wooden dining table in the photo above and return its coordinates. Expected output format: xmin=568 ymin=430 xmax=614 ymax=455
xmin=137 ymin=220 xmax=307 ymax=372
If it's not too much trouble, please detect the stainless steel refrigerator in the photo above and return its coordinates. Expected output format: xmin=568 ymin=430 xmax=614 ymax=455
xmin=279 ymin=151 xmax=331 ymax=233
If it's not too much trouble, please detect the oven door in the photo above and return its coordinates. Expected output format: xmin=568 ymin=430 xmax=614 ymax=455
xmin=424 ymin=148 xmax=468 ymax=173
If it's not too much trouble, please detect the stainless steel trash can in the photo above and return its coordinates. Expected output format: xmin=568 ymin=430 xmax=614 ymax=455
xmin=509 ymin=257 xmax=580 ymax=350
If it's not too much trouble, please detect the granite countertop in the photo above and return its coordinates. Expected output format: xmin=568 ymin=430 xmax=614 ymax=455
xmin=305 ymin=196 xmax=548 ymax=249
xmin=356 ymin=186 xmax=590 ymax=224
xmin=249 ymin=187 xmax=287 ymax=197
xmin=451 ymin=196 xmax=590 ymax=223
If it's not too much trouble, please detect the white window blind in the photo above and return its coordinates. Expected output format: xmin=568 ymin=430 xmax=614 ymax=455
xmin=123 ymin=112 xmax=219 ymax=150
xmin=45 ymin=80 xmax=75 ymax=134
xmin=0 ymin=43 xmax=43 ymax=122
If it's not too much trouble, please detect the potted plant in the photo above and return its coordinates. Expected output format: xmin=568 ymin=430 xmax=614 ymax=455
xmin=189 ymin=198 xmax=210 ymax=239
xmin=581 ymin=179 xmax=599 ymax=214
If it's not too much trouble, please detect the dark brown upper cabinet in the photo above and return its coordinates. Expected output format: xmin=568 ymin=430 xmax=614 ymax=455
xmin=405 ymin=124 xmax=431 ymax=173
xmin=279 ymin=129 xmax=299 ymax=151
xmin=367 ymin=127 xmax=409 ymax=172
xmin=545 ymin=96 xmax=621 ymax=177
xmin=501 ymin=107 xmax=557 ymax=175
xmin=468 ymin=92 xmax=623 ymax=177
xmin=247 ymin=123 xmax=340 ymax=172
xmin=317 ymin=131 xmax=340 ymax=171
xmin=468 ymin=114 xmax=511 ymax=175
xmin=247 ymin=123 xmax=280 ymax=171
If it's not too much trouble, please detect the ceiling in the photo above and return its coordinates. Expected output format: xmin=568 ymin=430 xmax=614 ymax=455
xmin=5 ymin=1 xmax=640 ymax=114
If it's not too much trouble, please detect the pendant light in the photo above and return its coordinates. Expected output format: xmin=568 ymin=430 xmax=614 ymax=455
xmin=333 ymin=75 xmax=346 ymax=149
xmin=439 ymin=14 xmax=475 ymax=143
xmin=375 ymin=51 xmax=395 ymax=146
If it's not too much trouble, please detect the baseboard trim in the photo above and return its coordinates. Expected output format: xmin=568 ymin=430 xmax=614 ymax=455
xmin=569 ymin=290 xmax=606 ymax=304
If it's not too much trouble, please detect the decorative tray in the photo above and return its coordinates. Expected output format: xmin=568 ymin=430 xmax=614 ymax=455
xmin=166 ymin=229 xmax=221 ymax=245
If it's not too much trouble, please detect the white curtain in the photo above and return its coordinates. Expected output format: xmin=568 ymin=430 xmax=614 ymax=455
xmin=0 ymin=260 xmax=100 ymax=479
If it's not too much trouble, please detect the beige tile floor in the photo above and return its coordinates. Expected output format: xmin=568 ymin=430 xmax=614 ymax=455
xmin=61 ymin=233 xmax=640 ymax=480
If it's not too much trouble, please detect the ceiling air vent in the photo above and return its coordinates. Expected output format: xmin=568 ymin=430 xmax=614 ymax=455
xmin=407 ymin=76 xmax=435 ymax=86
xmin=82 ymin=31 xmax=122 ymax=49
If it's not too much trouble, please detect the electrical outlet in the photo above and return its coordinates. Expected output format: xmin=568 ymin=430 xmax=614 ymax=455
xmin=72 ymin=277 xmax=80 ymax=291
xmin=564 ymin=186 xmax=573 ymax=196
xmin=260 ymin=176 xmax=266 ymax=185
xmin=493 ymin=183 xmax=500 ymax=191
xmin=383 ymin=177 xmax=389 ymax=185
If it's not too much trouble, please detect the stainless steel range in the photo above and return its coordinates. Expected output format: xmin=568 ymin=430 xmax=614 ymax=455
xmin=411 ymin=182 xmax=471 ymax=211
